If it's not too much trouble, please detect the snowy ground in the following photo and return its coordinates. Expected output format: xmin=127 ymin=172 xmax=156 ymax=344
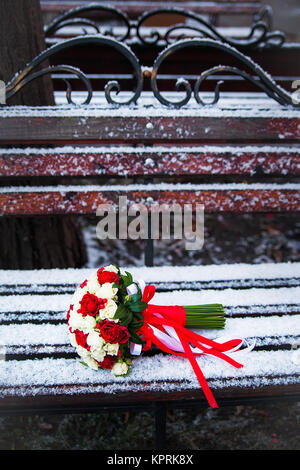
xmin=81 ymin=213 xmax=300 ymax=268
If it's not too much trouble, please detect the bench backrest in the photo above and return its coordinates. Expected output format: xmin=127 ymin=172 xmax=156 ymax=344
xmin=41 ymin=0 xmax=264 ymax=22
xmin=40 ymin=3 xmax=294 ymax=97
xmin=0 ymin=34 xmax=299 ymax=266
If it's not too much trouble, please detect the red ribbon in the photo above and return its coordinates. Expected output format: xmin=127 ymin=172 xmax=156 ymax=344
xmin=138 ymin=285 xmax=243 ymax=408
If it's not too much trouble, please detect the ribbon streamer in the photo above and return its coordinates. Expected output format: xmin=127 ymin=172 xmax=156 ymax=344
xmin=126 ymin=281 xmax=247 ymax=408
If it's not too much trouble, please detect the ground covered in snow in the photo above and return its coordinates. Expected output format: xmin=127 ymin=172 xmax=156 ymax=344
xmin=82 ymin=213 xmax=300 ymax=268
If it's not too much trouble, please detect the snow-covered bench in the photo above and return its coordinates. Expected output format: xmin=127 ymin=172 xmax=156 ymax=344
xmin=0 ymin=92 xmax=300 ymax=447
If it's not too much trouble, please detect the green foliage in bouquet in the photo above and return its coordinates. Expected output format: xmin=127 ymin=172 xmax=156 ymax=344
xmin=113 ymin=269 xmax=148 ymax=346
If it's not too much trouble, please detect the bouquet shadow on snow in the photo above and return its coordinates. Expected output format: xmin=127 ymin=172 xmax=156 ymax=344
xmin=67 ymin=265 xmax=252 ymax=408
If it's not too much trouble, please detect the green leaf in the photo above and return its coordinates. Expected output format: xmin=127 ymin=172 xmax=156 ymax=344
xmin=113 ymin=304 xmax=128 ymax=320
xmin=129 ymin=329 xmax=143 ymax=345
xmin=132 ymin=311 xmax=145 ymax=321
xmin=130 ymin=317 xmax=143 ymax=328
xmin=131 ymin=292 xmax=142 ymax=303
xmin=119 ymin=310 xmax=133 ymax=327
xmin=129 ymin=301 xmax=148 ymax=312
xmin=125 ymin=271 xmax=133 ymax=281
xmin=121 ymin=271 xmax=133 ymax=287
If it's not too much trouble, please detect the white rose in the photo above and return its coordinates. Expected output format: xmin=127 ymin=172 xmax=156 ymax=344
xmin=69 ymin=312 xmax=96 ymax=333
xmin=103 ymin=342 xmax=119 ymax=356
xmin=72 ymin=286 xmax=89 ymax=305
xmin=76 ymin=344 xmax=90 ymax=358
xmin=86 ymin=271 xmax=102 ymax=295
xmin=86 ymin=329 xmax=105 ymax=349
xmin=111 ymin=361 xmax=129 ymax=376
xmin=98 ymin=298 xmax=118 ymax=320
xmin=68 ymin=311 xmax=83 ymax=330
xmin=90 ymin=347 xmax=106 ymax=363
xmin=81 ymin=316 xmax=97 ymax=332
xmin=98 ymin=283 xmax=118 ymax=300
xmin=83 ymin=355 xmax=99 ymax=370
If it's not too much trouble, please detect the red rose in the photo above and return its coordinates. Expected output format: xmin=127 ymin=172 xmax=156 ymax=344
xmin=78 ymin=293 xmax=106 ymax=317
xmin=74 ymin=329 xmax=90 ymax=350
xmin=96 ymin=355 xmax=117 ymax=370
xmin=80 ymin=279 xmax=88 ymax=288
xmin=97 ymin=269 xmax=119 ymax=285
xmin=96 ymin=320 xmax=130 ymax=344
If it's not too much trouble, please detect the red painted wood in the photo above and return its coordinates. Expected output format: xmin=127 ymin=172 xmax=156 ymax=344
xmin=0 ymin=116 xmax=299 ymax=144
xmin=41 ymin=1 xmax=262 ymax=16
xmin=0 ymin=188 xmax=298 ymax=215
xmin=0 ymin=149 xmax=299 ymax=177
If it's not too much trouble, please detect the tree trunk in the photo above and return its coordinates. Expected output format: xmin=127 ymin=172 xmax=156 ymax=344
xmin=0 ymin=0 xmax=87 ymax=269
xmin=0 ymin=0 xmax=55 ymax=106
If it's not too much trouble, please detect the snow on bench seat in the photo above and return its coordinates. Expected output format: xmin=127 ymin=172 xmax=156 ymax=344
xmin=0 ymin=182 xmax=299 ymax=215
xmin=1 ymin=144 xmax=299 ymax=177
xmin=1 ymin=262 xmax=300 ymax=295
xmin=1 ymin=262 xmax=299 ymax=286
xmin=0 ymin=263 xmax=299 ymax=410
xmin=0 ymin=94 xmax=299 ymax=144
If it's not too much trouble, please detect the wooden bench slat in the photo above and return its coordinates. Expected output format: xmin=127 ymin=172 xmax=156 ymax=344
xmin=1 ymin=115 xmax=299 ymax=144
xmin=2 ymin=305 xmax=300 ymax=327
xmin=1 ymin=95 xmax=299 ymax=144
xmin=5 ymin=332 xmax=299 ymax=358
xmin=0 ymin=183 xmax=299 ymax=215
xmin=3 ymin=312 xmax=299 ymax=347
xmin=1 ymin=145 xmax=299 ymax=177
xmin=1 ymin=262 xmax=299 ymax=296
xmin=2 ymin=285 xmax=300 ymax=311
xmin=1 ymin=277 xmax=299 ymax=295
xmin=41 ymin=1 xmax=263 ymax=16
xmin=0 ymin=350 xmax=299 ymax=412
xmin=1 ymin=262 xmax=298 ymax=285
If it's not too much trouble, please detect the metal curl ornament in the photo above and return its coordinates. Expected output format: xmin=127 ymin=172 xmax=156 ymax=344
xmin=5 ymin=35 xmax=143 ymax=106
xmin=150 ymin=38 xmax=300 ymax=108
xmin=136 ymin=7 xmax=285 ymax=49
xmin=44 ymin=3 xmax=131 ymax=42
xmin=6 ymin=65 xmax=93 ymax=105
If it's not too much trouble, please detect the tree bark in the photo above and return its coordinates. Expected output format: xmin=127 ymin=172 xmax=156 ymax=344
xmin=0 ymin=0 xmax=55 ymax=106
xmin=0 ymin=0 xmax=87 ymax=269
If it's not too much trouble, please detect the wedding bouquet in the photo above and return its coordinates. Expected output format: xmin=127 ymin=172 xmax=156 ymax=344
xmin=67 ymin=264 xmax=244 ymax=408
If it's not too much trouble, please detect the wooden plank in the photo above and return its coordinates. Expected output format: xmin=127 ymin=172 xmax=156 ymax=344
xmin=1 ymin=146 xmax=299 ymax=177
xmin=0 ymin=382 xmax=298 ymax=415
xmin=0 ymin=185 xmax=299 ymax=215
xmin=4 ymin=331 xmax=299 ymax=358
xmin=41 ymin=1 xmax=263 ymax=17
xmin=0 ymin=115 xmax=299 ymax=144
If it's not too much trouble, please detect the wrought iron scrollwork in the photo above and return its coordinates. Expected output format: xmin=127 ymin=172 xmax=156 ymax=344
xmin=5 ymin=35 xmax=143 ymax=106
xmin=44 ymin=4 xmax=131 ymax=42
xmin=150 ymin=38 xmax=300 ymax=108
xmin=44 ymin=3 xmax=285 ymax=50
xmin=4 ymin=35 xmax=299 ymax=108
xmin=136 ymin=8 xmax=285 ymax=48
